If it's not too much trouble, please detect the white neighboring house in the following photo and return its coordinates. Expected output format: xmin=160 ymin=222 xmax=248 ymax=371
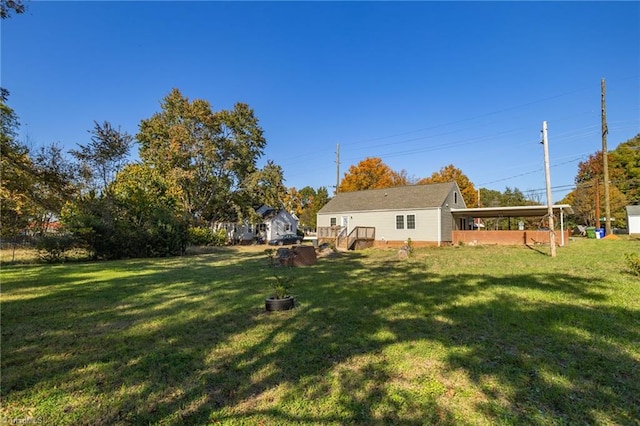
xmin=216 ymin=205 xmax=299 ymax=244
xmin=626 ymin=205 xmax=640 ymax=235
xmin=316 ymin=182 xmax=467 ymax=247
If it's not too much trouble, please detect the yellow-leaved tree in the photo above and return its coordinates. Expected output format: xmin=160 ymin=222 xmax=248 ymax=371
xmin=338 ymin=157 xmax=408 ymax=192
xmin=417 ymin=164 xmax=477 ymax=207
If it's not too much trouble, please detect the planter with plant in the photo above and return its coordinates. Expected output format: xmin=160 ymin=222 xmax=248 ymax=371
xmin=264 ymin=248 xmax=295 ymax=311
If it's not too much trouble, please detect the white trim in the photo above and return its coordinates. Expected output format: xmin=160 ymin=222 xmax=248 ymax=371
xmin=437 ymin=207 xmax=442 ymax=247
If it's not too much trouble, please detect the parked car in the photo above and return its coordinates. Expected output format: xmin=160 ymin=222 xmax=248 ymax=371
xmin=268 ymin=233 xmax=303 ymax=246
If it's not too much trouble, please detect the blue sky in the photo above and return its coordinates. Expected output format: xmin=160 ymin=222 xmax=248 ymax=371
xmin=3 ymin=1 xmax=639 ymax=202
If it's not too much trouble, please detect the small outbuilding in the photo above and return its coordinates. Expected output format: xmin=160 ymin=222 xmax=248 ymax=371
xmin=626 ymin=205 xmax=640 ymax=235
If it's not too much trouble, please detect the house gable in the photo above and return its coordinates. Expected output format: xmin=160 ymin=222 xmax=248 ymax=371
xmin=318 ymin=182 xmax=464 ymax=214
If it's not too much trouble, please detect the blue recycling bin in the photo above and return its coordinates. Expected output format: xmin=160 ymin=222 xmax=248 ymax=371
xmin=595 ymin=228 xmax=605 ymax=239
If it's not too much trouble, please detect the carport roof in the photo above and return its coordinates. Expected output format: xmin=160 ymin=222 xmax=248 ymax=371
xmin=450 ymin=204 xmax=573 ymax=218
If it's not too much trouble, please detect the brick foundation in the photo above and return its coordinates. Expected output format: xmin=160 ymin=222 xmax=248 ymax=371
xmin=453 ymin=230 xmax=570 ymax=246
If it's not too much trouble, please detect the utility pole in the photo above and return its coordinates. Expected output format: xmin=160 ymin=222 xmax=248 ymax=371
xmin=601 ymin=78 xmax=612 ymax=235
xmin=595 ymin=178 xmax=600 ymax=227
xmin=335 ymin=143 xmax=340 ymax=195
xmin=541 ymin=121 xmax=557 ymax=257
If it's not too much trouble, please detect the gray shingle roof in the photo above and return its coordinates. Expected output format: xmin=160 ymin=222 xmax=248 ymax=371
xmin=318 ymin=182 xmax=457 ymax=214
xmin=626 ymin=205 xmax=640 ymax=215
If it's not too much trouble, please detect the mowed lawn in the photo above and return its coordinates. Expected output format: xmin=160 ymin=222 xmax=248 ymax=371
xmin=1 ymin=239 xmax=639 ymax=425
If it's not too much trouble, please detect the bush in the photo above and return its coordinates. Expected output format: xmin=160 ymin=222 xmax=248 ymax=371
xmin=625 ymin=252 xmax=640 ymax=276
xmin=62 ymin=196 xmax=189 ymax=260
xmin=36 ymin=234 xmax=76 ymax=263
xmin=188 ymin=227 xmax=227 ymax=246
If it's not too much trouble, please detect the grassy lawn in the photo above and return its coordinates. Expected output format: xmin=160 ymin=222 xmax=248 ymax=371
xmin=1 ymin=239 xmax=639 ymax=425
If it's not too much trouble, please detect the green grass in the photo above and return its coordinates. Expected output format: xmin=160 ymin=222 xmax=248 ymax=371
xmin=1 ymin=240 xmax=639 ymax=425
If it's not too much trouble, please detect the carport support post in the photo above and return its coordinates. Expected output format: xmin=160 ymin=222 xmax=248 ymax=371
xmin=560 ymin=207 xmax=565 ymax=246
xmin=541 ymin=121 xmax=557 ymax=257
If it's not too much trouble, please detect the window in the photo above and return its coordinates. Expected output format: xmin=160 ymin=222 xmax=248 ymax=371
xmin=396 ymin=215 xmax=404 ymax=229
xmin=407 ymin=215 xmax=416 ymax=229
xmin=285 ymin=224 xmax=291 ymax=232
xmin=247 ymin=224 xmax=253 ymax=233
xmin=330 ymin=217 xmax=337 ymax=226
xmin=454 ymin=192 xmax=458 ymax=204
xmin=256 ymin=224 xmax=267 ymax=232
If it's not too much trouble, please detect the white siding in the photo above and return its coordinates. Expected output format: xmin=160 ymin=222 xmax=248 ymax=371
xmin=268 ymin=210 xmax=298 ymax=240
xmin=318 ymin=208 xmax=441 ymax=242
xmin=629 ymin=215 xmax=640 ymax=234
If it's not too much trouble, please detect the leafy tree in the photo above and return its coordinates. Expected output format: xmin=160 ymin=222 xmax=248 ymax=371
xmin=2 ymin=92 xmax=78 ymax=240
xmin=0 ymin=89 xmax=32 ymax=241
xmin=304 ymin=186 xmax=330 ymax=229
xmin=283 ymin=187 xmax=303 ymax=218
xmin=137 ymin=88 xmax=267 ymax=223
xmin=62 ymin=163 xmax=188 ymax=259
xmin=245 ymin=160 xmax=286 ymax=211
xmin=0 ymin=0 xmax=25 ymax=19
xmin=417 ymin=164 xmax=477 ymax=207
xmin=478 ymin=188 xmax=502 ymax=208
xmin=610 ymin=133 xmax=640 ymax=204
xmin=562 ymin=181 xmax=628 ymax=228
xmin=500 ymin=187 xmax=532 ymax=206
xmin=70 ymin=121 xmax=135 ymax=195
xmin=477 ymin=187 xmax=539 ymax=230
xmin=575 ymin=151 xmax=624 ymax=187
xmin=338 ymin=157 xmax=406 ymax=192
xmin=394 ymin=169 xmax=417 ymax=186
xmin=568 ymin=145 xmax=629 ymax=227
xmin=298 ymin=186 xmax=317 ymax=208
xmin=29 ymin=143 xmax=78 ymax=234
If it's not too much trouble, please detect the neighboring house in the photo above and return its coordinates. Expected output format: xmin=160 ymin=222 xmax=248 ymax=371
xmin=626 ymin=205 xmax=640 ymax=235
xmin=316 ymin=182 xmax=467 ymax=248
xmin=216 ymin=205 xmax=299 ymax=244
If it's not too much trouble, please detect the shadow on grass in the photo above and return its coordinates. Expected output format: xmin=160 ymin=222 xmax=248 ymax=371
xmin=1 ymin=248 xmax=638 ymax=424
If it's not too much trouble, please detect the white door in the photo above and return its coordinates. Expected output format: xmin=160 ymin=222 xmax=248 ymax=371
xmin=341 ymin=216 xmax=349 ymax=232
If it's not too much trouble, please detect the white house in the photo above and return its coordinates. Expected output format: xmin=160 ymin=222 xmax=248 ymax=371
xmin=316 ymin=182 xmax=467 ymax=248
xmin=217 ymin=205 xmax=299 ymax=244
xmin=626 ymin=205 xmax=640 ymax=235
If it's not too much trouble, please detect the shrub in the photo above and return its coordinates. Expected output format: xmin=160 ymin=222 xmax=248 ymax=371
xmin=189 ymin=227 xmax=227 ymax=246
xmin=624 ymin=252 xmax=640 ymax=276
xmin=36 ymin=234 xmax=76 ymax=263
xmin=62 ymin=196 xmax=189 ymax=260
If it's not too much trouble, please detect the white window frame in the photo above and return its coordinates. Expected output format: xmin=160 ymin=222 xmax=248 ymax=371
xmin=407 ymin=214 xmax=416 ymax=229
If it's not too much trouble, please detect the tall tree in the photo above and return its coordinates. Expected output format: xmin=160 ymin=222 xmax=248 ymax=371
xmin=1 ymin=89 xmax=34 ymax=240
xmin=137 ymin=88 xmax=267 ymax=223
xmin=283 ymin=187 xmax=303 ymax=218
xmin=570 ymin=147 xmax=628 ymax=226
xmin=1 ymin=91 xmax=77 ymax=239
xmin=562 ymin=181 xmax=628 ymax=227
xmin=338 ymin=157 xmax=406 ymax=192
xmin=417 ymin=164 xmax=477 ymax=206
xmin=243 ymin=160 xmax=286 ymax=213
xmin=301 ymin=186 xmax=330 ymax=229
xmin=286 ymin=186 xmax=323 ymax=228
xmin=29 ymin=143 xmax=78 ymax=233
xmin=610 ymin=133 xmax=640 ymax=204
xmin=70 ymin=121 xmax=134 ymax=195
